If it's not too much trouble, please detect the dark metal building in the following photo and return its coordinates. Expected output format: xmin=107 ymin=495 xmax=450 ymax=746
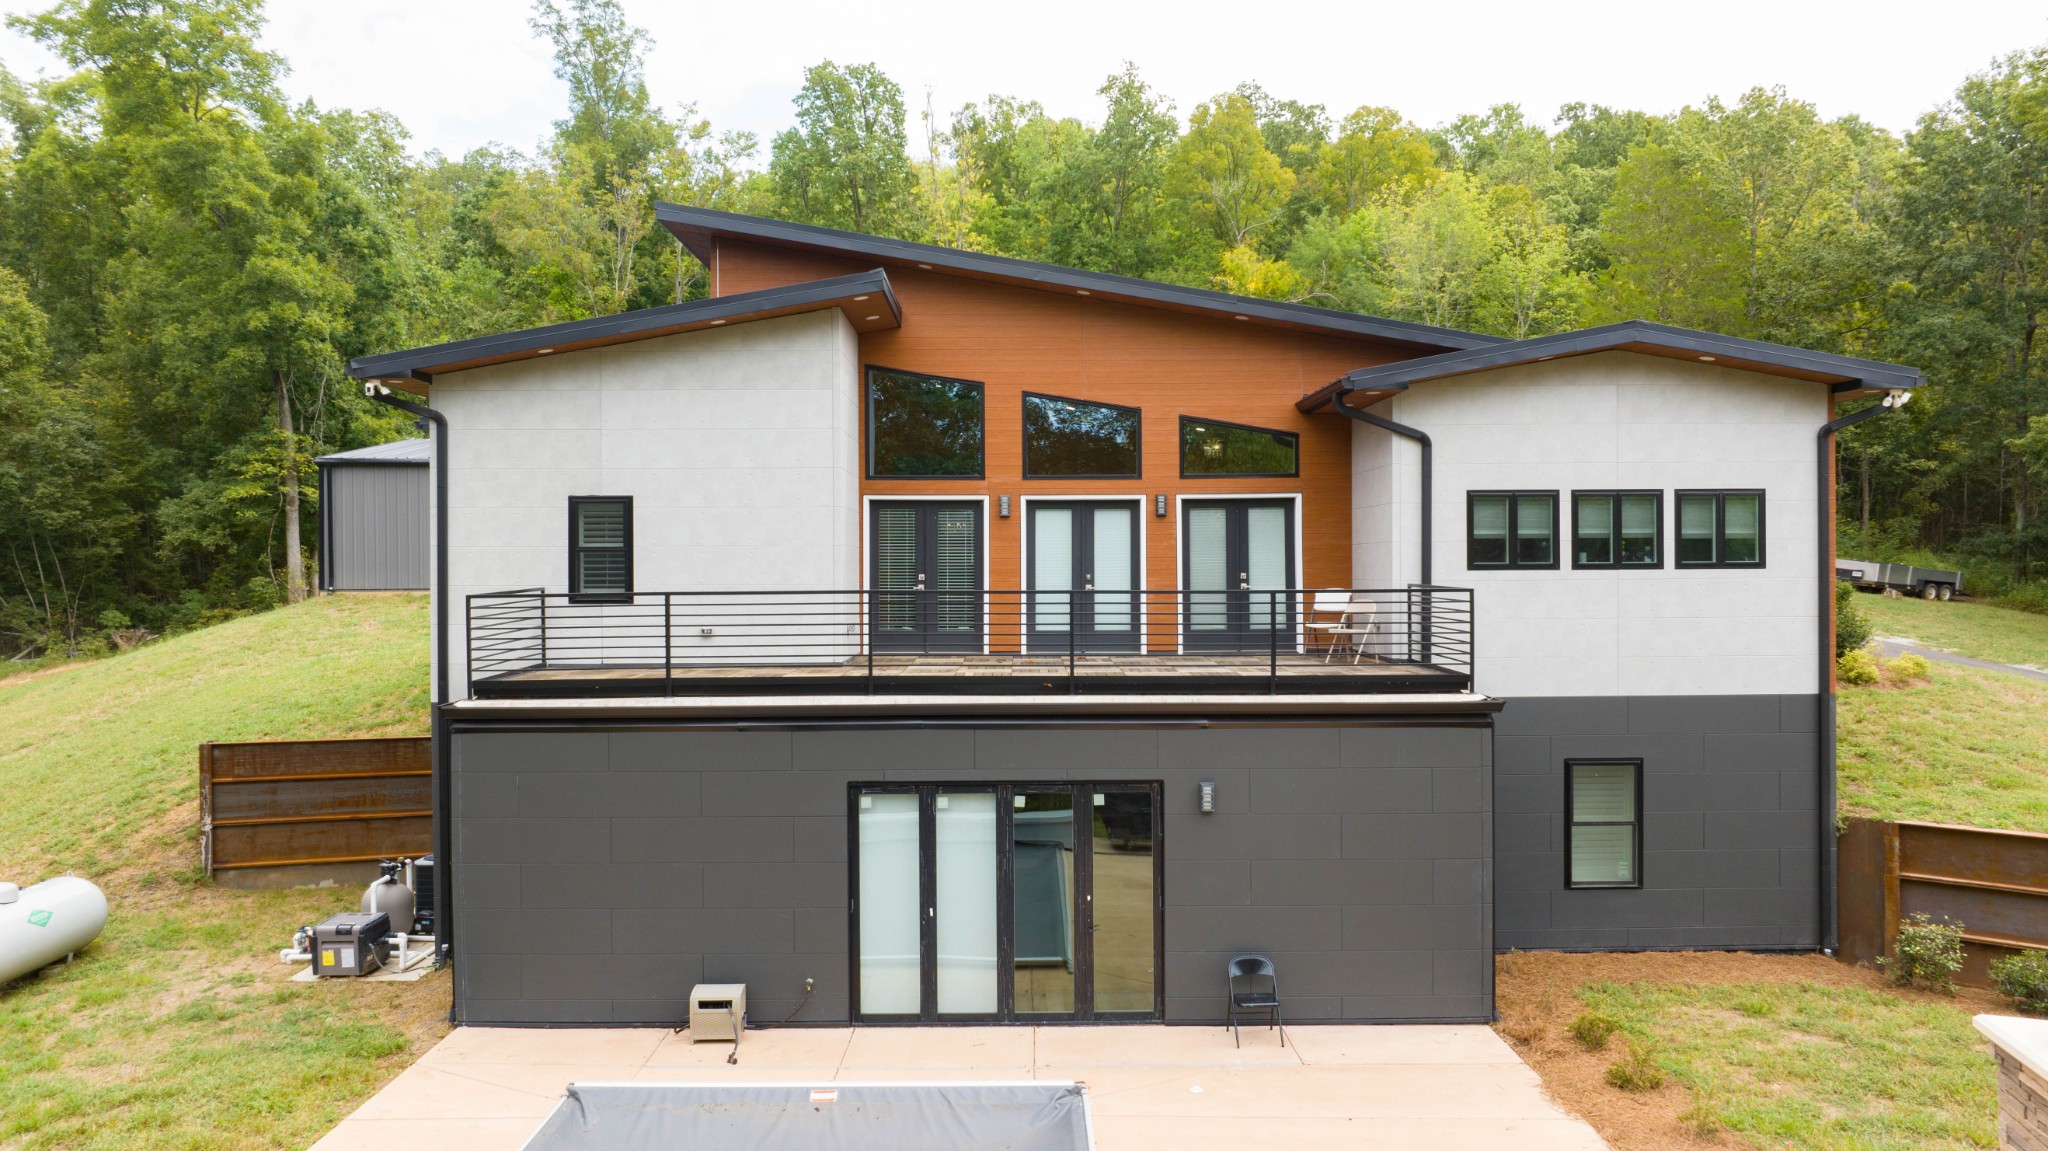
xmin=317 ymin=439 xmax=430 ymax=592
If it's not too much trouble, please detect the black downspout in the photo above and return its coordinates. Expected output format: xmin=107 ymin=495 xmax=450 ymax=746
xmin=317 ymin=464 xmax=333 ymax=593
xmin=1815 ymin=392 xmax=1910 ymax=955
xmin=1331 ymin=389 xmax=1433 ymax=585
xmin=367 ymin=383 xmax=454 ymax=985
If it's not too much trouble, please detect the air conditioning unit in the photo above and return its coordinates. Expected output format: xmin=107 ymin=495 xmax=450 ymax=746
xmin=689 ymin=983 xmax=746 ymax=1042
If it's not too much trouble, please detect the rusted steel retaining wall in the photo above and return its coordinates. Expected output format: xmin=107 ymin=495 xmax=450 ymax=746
xmin=1838 ymin=817 xmax=2048 ymax=986
xmin=201 ymin=738 xmax=431 ymax=885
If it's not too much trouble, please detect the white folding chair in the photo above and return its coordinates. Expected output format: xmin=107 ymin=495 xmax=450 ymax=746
xmin=1325 ymin=595 xmax=1380 ymax=664
xmin=1303 ymin=590 xmax=1354 ymax=661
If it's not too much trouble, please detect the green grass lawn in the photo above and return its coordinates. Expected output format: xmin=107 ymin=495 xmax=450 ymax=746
xmin=1855 ymin=592 xmax=2048 ymax=669
xmin=1577 ymin=979 xmax=1996 ymax=1150
xmin=0 ymin=594 xmax=446 ymax=1151
xmin=1838 ymin=593 xmax=2048 ymax=833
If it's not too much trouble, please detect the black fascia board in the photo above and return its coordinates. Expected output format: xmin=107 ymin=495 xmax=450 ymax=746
xmin=348 ymin=269 xmax=900 ymax=380
xmin=1325 ymin=320 xmax=1925 ymax=397
xmin=657 ymin=203 xmax=1503 ymax=353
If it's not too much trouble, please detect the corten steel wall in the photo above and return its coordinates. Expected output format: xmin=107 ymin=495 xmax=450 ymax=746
xmin=321 ymin=463 xmax=429 ymax=590
xmin=708 ymin=239 xmax=1413 ymax=597
xmin=1837 ymin=818 xmax=2048 ymax=987
xmin=447 ymin=718 xmax=1493 ymax=1026
xmin=202 ymin=738 xmax=432 ymax=883
xmin=1493 ymin=694 xmax=1824 ymax=950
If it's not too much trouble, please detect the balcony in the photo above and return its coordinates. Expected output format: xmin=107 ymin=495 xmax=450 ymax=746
xmin=464 ymin=587 xmax=1474 ymax=699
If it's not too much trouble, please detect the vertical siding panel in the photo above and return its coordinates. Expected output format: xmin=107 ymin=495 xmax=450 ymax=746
xmin=328 ymin=464 xmax=431 ymax=590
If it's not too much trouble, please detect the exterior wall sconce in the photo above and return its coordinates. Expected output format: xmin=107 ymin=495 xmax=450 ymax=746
xmin=999 ymin=495 xmax=1011 ymax=518
xmin=1199 ymin=781 xmax=1215 ymax=812
xmin=1155 ymin=494 xmax=1168 ymax=518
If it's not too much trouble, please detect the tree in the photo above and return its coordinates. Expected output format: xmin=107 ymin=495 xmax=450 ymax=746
xmin=770 ymin=61 xmax=913 ymax=234
xmin=1164 ymin=92 xmax=1294 ymax=274
xmin=1316 ymin=106 xmax=1438 ymax=213
xmin=1594 ymin=141 xmax=1747 ymax=329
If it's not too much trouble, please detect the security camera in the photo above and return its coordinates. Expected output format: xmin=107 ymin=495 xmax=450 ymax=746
xmin=364 ymin=381 xmax=389 ymax=399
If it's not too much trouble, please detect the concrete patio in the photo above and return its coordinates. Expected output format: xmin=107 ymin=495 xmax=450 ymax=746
xmin=310 ymin=1023 xmax=1608 ymax=1150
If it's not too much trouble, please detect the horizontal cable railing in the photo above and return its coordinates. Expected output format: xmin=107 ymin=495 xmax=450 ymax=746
xmin=465 ymin=587 xmax=1475 ymax=698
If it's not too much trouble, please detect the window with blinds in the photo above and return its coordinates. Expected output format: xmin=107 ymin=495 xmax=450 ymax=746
xmin=1573 ymin=491 xmax=1662 ymax=568
xmin=1675 ymin=490 xmax=1766 ymax=568
xmin=1567 ymin=760 xmax=1641 ymax=888
xmin=569 ymin=497 xmax=632 ymax=599
xmin=1467 ymin=491 xmax=1558 ymax=569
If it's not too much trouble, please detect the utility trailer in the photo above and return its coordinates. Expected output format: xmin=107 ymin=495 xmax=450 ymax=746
xmin=1836 ymin=557 xmax=1963 ymax=601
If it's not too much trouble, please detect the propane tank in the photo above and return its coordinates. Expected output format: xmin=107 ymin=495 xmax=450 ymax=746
xmin=0 ymin=877 xmax=109 ymax=987
xmin=362 ymin=860 xmax=416 ymax=934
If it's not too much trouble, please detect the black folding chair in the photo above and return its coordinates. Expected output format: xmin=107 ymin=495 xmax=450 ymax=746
xmin=1226 ymin=954 xmax=1284 ymax=1048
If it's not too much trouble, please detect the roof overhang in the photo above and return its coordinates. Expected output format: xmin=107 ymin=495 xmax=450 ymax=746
xmin=348 ymin=270 xmax=902 ymax=393
xmin=1297 ymin=320 xmax=1924 ymax=412
xmin=659 ymin=204 xmax=1504 ymax=354
xmin=444 ymin=692 xmax=1502 ymax=721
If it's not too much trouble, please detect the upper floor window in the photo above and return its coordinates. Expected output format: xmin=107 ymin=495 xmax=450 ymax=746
xmin=1180 ymin=417 xmax=1299 ymax=477
xmin=1675 ymin=490 xmax=1765 ymax=567
xmin=1573 ymin=491 xmax=1662 ymax=568
xmin=1467 ymin=491 xmax=1558 ymax=569
xmin=1023 ymin=392 xmax=1141 ymax=478
xmin=569 ymin=497 xmax=632 ymax=600
xmin=867 ymin=367 xmax=984 ymax=478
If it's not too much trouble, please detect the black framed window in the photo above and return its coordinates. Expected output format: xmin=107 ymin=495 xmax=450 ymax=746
xmin=1566 ymin=760 xmax=1642 ymax=889
xmin=568 ymin=497 xmax=632 ymax=599
xmin=1675 ymin=490 xmax=1765 ymax=567
xmin=1573 ymin=490 xmax=1662 ymax=568
xmin=1467 ymin=491 xmax=1558 ymax=569
xmin=867 ymin=366 xmax=984 ymax=478
xmin=1022 ymin=393 xmax=1141 ymax=478
xmin=1179 ymin=416 xmax=1299 ymax=478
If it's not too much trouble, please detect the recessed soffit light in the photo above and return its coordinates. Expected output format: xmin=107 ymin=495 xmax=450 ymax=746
xmin=1233 ymin=314 xmax=1249 ymax=321
xmin=865 ymin=315 xmax=881 ymax=321
xmin=536 ymin=347 xmax=555 ymax=354
xmin=1698 ymin=355 xmax=1716 ymax=362
xmin=917 ymin=263 xmax=932 ymax=270
xmin=710 ymin=319 xmax=726 ymax=325
xmin=853 ymin=295 xmax=869 ymax=301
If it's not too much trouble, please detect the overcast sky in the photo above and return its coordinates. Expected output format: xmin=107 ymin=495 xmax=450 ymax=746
xmin=4 ymin=1 xmax=2046 ymax=160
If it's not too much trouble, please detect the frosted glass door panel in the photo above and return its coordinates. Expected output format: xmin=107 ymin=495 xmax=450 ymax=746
xmin=1032 ymin=507 xmax=1073 ymax=631
xmin=1186 ymin=507 xmax=1228 ymax=633
xmin=857 ymin=793 xmax=921 ymax=1015
xmin=1246 ymin=505 xmax=1286 ymax=629
xmin=934 ymin=791 xmax=998 ymax=1014
xmin=1091 ymin=508 xmax=1134 ymax=632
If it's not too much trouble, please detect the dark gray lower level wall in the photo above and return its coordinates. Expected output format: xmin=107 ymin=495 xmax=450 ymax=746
xmin=1494 ymin=694 xmax=1823 ymax=951
xmin=446 ymin=718 xmax=1493 ymax=1026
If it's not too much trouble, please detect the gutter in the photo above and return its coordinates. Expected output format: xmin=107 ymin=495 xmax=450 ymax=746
xmin=1329 ymin=389 xmax=1434 ymax=584
xmin=1815 ymin=387 xmax=1915 ymax=954
xmin=366 ymin=382 xmax=454 ymax=972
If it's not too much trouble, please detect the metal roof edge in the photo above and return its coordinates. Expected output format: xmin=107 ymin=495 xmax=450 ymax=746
xmin=1329 ymin=320 xmax=1925 ymax=396
xmin=657 ymin=203 xmax=1505 ymax=353
xmin=348 ymin=269 xmax=900 ymax=381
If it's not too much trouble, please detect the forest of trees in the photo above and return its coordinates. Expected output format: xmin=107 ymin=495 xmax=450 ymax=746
xmin=2 ymin=0 xmax=2046 ymax=658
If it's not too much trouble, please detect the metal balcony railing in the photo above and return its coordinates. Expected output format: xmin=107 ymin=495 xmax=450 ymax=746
xmin=464 ymin=586 xmax=1475 ymax=698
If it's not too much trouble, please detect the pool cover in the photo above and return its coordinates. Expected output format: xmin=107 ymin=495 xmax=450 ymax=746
xmin=519 ymin=1081 xmax=1094 ymax=1150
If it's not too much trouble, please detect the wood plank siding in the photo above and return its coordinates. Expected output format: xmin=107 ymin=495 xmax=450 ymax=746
xmin=711 ymin=240 xmax=1421 ymax=596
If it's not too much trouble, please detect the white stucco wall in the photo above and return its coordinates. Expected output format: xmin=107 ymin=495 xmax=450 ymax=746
xmin=430 ymin=309 xmax=861 ymax=700
xmin=1353 ymin=352 xmax=1827 ymax=698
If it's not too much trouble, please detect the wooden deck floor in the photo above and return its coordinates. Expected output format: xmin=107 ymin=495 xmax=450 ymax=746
xmin=472 ymin=652 xmax=1468 ymax=698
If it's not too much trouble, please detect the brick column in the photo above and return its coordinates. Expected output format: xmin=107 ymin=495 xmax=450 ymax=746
xmin=1979 ymin=1016 xmax=2048 ymax=1151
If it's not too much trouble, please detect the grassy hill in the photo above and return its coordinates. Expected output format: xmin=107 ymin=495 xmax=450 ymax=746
xmin=1837 ymin=593 xmax=2048 ymax=832
xmin=0 ymin=594 xmax=446 ymax=1151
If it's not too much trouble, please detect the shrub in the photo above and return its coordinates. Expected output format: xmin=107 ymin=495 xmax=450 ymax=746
xmin=1879 ymin=913 xmax=1965 ymax=992
xmin=1838 ymin=646 xmax=1880 ymax=685
xmin=1990 ymin=950 xmax=2048 ymax=1015
xmin=1567 ymin=1011 xmax=1622 ymax=1050
xmin=1606 ymin=1041 xmax=1665 ymax=1091
xmin=1885 ymin=652 xmax=1931 ymax=682
xmin=1835 ymin=581 xmax=1873 ymax=656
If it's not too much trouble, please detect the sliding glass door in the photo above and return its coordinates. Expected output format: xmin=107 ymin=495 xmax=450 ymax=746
xmin=851 ymin=782 xmax=1161 ymax=1022
xmin=870 ymin=501 xmax=984 ymax=652
xmin=1182 ymin=499 xmax=1295 ymax=651
xmin=1026 ymin=501 xmax=1140 ymax=653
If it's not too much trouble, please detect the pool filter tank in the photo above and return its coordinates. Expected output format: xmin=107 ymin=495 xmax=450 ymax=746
xmin=0 ymin=877 xmax=109 ymax=987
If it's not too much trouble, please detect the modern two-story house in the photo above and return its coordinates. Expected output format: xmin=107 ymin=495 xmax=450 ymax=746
xmin=348 ymin=206 xmax=1920 ymax=1028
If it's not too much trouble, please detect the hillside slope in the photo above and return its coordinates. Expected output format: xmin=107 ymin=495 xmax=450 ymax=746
xmin=1838 ymin=595 xmax=2048 ymax=833
xmin=0 ymin=595 xmax=445 ymax=1151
